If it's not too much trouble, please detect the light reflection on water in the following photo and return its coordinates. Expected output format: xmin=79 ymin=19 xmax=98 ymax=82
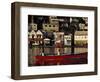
xmin=43 ymin=47 xmax=87 ymax=55
xmin=64 ymin=47 xmax=87 ymax=54
xmin=29 ymin=47 xmax=87 ymax=56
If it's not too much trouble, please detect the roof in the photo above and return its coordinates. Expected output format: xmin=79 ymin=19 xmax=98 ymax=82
xmin=75 ymin=31 xmax=87 ymax=35
xmin=36 ymin=30 xmax=43 ymax=35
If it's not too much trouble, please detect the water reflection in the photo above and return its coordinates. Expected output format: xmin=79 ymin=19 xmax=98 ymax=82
xmin=64 ymin=47 xmax=87 ymax=54
xmin=30 ymin=46 xmax=87 ymax=56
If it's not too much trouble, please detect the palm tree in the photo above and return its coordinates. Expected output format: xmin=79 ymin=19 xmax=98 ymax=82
xmin=69 ymin=17 xmax=79 ymax=54
xmin=58 ymin=17 xmax=79 ymax=54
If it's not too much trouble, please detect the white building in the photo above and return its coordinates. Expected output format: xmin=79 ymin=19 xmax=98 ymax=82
xmin=28 ymin=30 xmax=43 ymax=45
xmin=64 ymin=34 xmax=71 ymax=46
xmin=44 ymin=38 xmax=50 ymax=45
xmin=64 ymin=31 xmax=88 ymax=46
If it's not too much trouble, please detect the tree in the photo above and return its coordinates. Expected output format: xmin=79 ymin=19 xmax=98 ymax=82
xmin=34 ymin=16 xmax=49 ymax=30
xmin=69 ymin=17 xmax=79 ymax=54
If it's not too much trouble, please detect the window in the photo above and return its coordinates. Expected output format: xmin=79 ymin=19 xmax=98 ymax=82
xmin=53 ymin=25 xmax=55 ymax=27
xmin=45 ymin=25 xmax=47 ymax=27
xmin=49 ymin=25 xmax=51 ymax=27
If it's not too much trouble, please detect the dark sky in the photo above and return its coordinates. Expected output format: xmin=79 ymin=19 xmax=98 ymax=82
xmin=28 ymin=15 xmax=87 ymax=31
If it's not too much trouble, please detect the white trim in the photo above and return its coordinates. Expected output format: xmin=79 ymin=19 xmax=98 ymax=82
xmin=20 ymin=6 xmax=95 ymax=75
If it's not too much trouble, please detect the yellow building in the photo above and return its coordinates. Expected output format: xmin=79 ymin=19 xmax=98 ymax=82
xmin=29 ymin=23 xmax=37 ymax=31
xmin=74 ymin=31 xmax=87 ymax=46
xmin=49 ymin=16 xmax=59 ymax=24
xmin=29 ymin=15 xmax=37 ymax=31
xmin=43 ymin=23 xmax=59 ymax=32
